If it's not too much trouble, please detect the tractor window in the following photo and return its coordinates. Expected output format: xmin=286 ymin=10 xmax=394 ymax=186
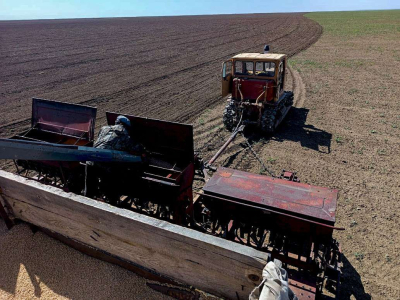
xmin=222 ymin=60 xmax=232 ymax=79
xmin=235 ymin=61 xmax=243 ymax=74
xmin=255 ymin=61 xmax=275 ymax=77
xmin=235 ymin=61 xmax=254 ymax=76
xmin=245 ymin=62 xmax=254 ymax=75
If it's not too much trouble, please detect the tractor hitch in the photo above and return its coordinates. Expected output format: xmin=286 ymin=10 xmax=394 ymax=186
xmin=279 ymin=169 xmax=299 ymax=182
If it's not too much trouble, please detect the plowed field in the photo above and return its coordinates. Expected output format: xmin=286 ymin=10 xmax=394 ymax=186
xmin=0 ymin=13 xmax=321 ymax=137
xmin=0 ymin=13 xmax=323 ymax=300
xmin=2 ymin=9 xmax=399 ymax=300
xmin=193 ymin=10 xmax=400 ymax=300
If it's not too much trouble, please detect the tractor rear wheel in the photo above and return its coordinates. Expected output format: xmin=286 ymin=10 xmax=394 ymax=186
xmin=223 ymin=99 xmax=238 ymax=131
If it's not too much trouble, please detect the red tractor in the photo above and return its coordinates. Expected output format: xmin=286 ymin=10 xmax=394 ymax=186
xmin=221 ymin=50 xmax=294 ymax=133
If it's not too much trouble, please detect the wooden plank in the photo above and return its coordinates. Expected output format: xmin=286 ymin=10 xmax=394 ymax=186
xmin=38 ymin=226 xmax=184 ymax=287
xmin=0 ymin=192 xmax=14 ymax=229
xmin=0 ymin=170 xmax=269 ymax=300
xmin=0 ymin=199 xmax=12 ymax=229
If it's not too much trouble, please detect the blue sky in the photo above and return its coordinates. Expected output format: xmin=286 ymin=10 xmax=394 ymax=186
xmin=0 ymin=0 xmax=398 ymax=20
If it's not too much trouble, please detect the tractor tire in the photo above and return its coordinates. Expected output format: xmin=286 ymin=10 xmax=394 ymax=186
xmin=223 ymin=99 xmax=238 ymax=131
xmin=261 ymin=107 xmax=277 ymax=133
xmin=284 ymin=91 xmax=294 ymax=107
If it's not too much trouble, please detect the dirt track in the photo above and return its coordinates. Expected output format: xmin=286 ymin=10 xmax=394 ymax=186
xmin=0 ymin=13 xmax=321 ymax=137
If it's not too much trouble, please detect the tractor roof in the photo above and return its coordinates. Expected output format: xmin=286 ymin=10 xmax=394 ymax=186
xmin=232 ymin=53 xmax=286 ymax=61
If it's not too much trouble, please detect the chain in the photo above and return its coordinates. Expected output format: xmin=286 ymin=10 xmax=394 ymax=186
xmin=240 ymin=132 xmax=275 ymax=177
xmin=232 ymin=109 xmax=244 ymax=133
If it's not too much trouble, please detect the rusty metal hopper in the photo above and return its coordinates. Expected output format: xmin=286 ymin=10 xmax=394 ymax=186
xmin=14 ymin=98 xmax=97 ymax=146
xmin=106 ymin=112 xmax=195 ymax=222
xmin=203 ymin=167 xmax=338 ymax=227
xmin=11 ymin=98 xmax=97 ymax=189
xmin=200 ymin=167 xmax=341 ymax=300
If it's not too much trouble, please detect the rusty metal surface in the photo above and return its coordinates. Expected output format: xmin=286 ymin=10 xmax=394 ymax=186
xmin=32 ymin=98 xmax=97 ymax=141
xmin=106 ymin=112 xmax=194 ymax=164
xmin=203 ymin=167 xmax=338 ymax=225
xmin=289 ymin=279 xmax=316 ymax=300
xmin=106 ymin=112 xmax=195 ymax=221
xmin=288 ymin=268 xmax=317 ymax=300
xmin=233 ymin=78 xmax=275 ymax=101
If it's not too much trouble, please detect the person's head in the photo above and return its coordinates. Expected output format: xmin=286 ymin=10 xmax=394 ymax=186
xmin=115 ymin=115 xmax=131 ymax=129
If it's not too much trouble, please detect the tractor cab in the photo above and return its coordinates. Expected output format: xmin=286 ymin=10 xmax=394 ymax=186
xmin=222 ymin=53 xmax=287 ymax=102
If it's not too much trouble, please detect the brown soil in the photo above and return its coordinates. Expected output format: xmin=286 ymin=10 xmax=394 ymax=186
xmin=193 ymin=13 xmax=400 ymax=300
xmin=1 ymin=10 xmax=398 ymax=300
xmin=283 ymin=31 xmax=400 ymax=299
xmin=0 ymin=13 xmax=323 ymax=299
xmin=0 ymin=13 xmax=321 ymax=138
xmin=2 ymin=10 xmax=399 ymax=300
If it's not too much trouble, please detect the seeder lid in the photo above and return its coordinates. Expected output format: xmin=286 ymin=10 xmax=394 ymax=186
xmin=203 ymin=167 xmax=338 ymax=225
xmin=31 ymin=98 xmax=97 ymax=141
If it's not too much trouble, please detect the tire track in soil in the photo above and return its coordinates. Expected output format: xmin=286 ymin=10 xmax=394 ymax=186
xmin=288 ymin=66 xmax=306 ymax=108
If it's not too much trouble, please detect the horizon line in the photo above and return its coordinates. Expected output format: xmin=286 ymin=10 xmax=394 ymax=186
xmin=1 ymin=8 xmax=399 ymax=22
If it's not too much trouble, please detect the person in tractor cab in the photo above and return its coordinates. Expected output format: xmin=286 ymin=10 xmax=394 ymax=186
xmin=86 ymin=115 xmax=145 ymax=204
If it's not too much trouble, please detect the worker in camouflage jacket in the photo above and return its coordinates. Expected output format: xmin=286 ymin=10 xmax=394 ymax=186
xmin=86 ymin=115 xmax=145 ymax=204
xmin=94 ymin=115 xmax=143 ymax=153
